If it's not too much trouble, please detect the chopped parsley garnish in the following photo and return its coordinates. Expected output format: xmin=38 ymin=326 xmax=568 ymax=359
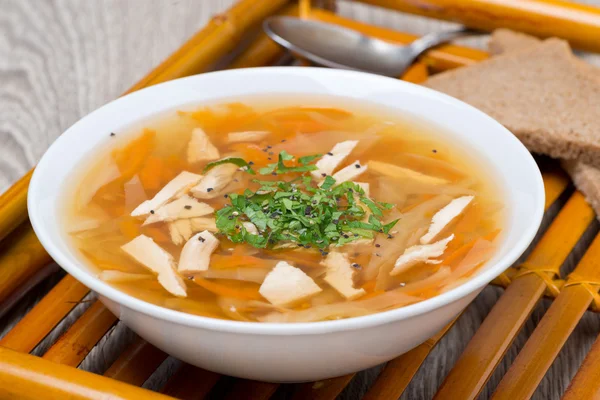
xmin=215 ymin=151 xmax=398 ymax=250
xmin=203 ymin=157 xmax=256 ymax=174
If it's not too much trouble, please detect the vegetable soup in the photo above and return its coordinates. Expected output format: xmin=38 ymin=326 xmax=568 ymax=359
xmin=64 ymin=96 xmax=504 ymax=323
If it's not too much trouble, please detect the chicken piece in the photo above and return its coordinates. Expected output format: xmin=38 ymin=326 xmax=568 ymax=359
xmin=168 ymin=219 xmax=193 ymax=245
xmin=242 ymin=222 xmax=259 ymax=235
xmin=322 ymin=252 xmax=366 ymax=300
xmin=190 ymin=217 xmax=218 ymax=233
xmin=191 ymin=163 xmax=238 ymax=199
xmin=227 ymin=130 xmax=270 ymax=143
xmin=121 ymin=235 xmax=187 ymax=297
xmin=98 ymin=270 xmax=153 ymax=283
xmin=420 ymin=196 xmax=474 ymax=244
xmin=178 ymin=231 xmax=220 ymax=274
xmin=311 ymin=140 xmax=359 ymax=180
xmin=369 ymin=160 xmax=448 ymax=185
xmin=259 ymin=261 xmax=322 ymax=306
xmin=330 ymin=160 xmax=367 ymax=185
xmin=187 ymin=127 xmax=220 ymax=163
xmin=131 ymin=171 xmax=202 ymax=217
xmin=143 ymin=195 xmax=214 ymax=225
xmin=391 ymin=235 xmax=454 ymax=276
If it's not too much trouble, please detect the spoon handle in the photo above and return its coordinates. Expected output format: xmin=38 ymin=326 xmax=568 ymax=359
xmin=408 ymin=28 xmax=482 ymax=58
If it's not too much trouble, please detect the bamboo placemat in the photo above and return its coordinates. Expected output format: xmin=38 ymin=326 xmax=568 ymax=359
xmin=2 ymin=0 xmax=600 ymax=398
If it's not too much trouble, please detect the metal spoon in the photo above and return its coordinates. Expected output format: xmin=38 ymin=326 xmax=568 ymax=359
xmin=264 ymin=16 xmax=481 ymax=77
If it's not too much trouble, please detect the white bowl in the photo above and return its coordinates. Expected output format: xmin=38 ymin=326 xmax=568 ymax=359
xmin=28 ymin=67 xmax=544 ymax=382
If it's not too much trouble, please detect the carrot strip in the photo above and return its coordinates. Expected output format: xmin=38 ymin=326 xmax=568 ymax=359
xmin=113 ymin=129 xmax=156 ymax=180
xmin=442 ymin=229 xmax=501 ymax=267
xmin=192 ymin=277 xmax=263 ymax=300
xmin=210 ymin=254 xmax=275 ymax=269
xmin=119 ymin=217 xmax=142 ymax=240
xmin=138 ymin=157 xmax=164 ymax=190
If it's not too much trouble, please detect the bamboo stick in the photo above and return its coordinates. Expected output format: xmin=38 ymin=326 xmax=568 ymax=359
xmin=128 ymin=0 xmax=289 ymax=90
xmin=309 ymin=9 xmax=488 ymax=71
xmin=562 ymin=333 xmax=600 ymax=400
xmin=0 ymin=275 xmax=89 ymax=353
xmin=400 ymin=62 xmax=430 ymax=83
xmin=229 ymin=4 xmax=299 ymax=69
xmin=491 ymin=232 xmax=600 ymax=400
xmin=0 ymin=346 xmax=175 ymax=400
xmin=160 ymin=364 xmax=221 ymax=399
xmin=223 ymin=379 xmax=279 ymax=400
xmin=0 ymin=171 xmax=31 ymax=242
xmin=357 ymin=0 xmax=600 ymax=53
xmin=104 ymin=338 xmax=168 ymax=386
xmin=434 ymin=191 xmax=594 ymax=400
xmin=363 ymin=315 xmax=460 ymax=400
xmin=0 ymin=222 xmax=52 ymax=306
xmin=42 ymin=301 xmax=117 ymax=367
xmin=291 ymin=374 xmax=355 ymax=400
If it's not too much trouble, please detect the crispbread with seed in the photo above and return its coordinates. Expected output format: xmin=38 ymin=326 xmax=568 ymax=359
xmin=424 ymin=38 xmax=600 ymax=169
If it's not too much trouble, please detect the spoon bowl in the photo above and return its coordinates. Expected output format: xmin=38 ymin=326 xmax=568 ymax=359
xmin=264 ymin=16 xmax=479 ymax=77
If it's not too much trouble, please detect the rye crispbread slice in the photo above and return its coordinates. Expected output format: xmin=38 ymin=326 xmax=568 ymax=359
xmin=488 ymin=29 xmax=600 ymax=219
xmin=424 ymin=38 xmax=600 ymax=169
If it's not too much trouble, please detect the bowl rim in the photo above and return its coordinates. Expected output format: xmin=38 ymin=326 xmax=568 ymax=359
xmin=28 ymin=67 xmax=545 ymax=335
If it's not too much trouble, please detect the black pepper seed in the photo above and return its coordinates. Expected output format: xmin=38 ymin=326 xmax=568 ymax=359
xmin=432 ymin=149 xmax=437 ymax=153
xmin=184 ymin=205 xmax=192 ymax=210
xmin=354 ymin=164 xmax=360 ymax=169
xmin=375 ymin=244 xmax=381 ymax=248
xmin=332 ymin=219 xmax=339 ymax=224
xmin=110 ymin=132 xmax=116 ymax=137
xmin=198 ymin=236 xmax=206 ymax=242
xmin=271 ymin=172 xmax=277 ymax=176
xmin=321 ymin=173 xmax=327 ymax=177
xmin=224 ymin=194 xmax=229 ymax=198
xmin=312 ymin=200 xmax=317 ymax=205
xmin=268 ymin=157 xmax=272 ymax=160
xmin=248 ymin=161 xmax=254 ymax=165
xmin=150 ymin=210 xmax=155 ymax=214
xmin=342 ymin=234 xmax=349 ymax=238
xmin=281 ymin=139 xmax=286 ymax=142
xmin=207 ymin=188 xmax=214 ymax=192
xmin=351 ymin=263 xmax=361 ymax=269
xmin=266 ymin=145 xmax=272 ymax=149
xmin=327 ymin=152 xmax=333 ymax=156
xmin=375 ymin=253 xmax=382 ymax=257
xmin=228 ymin=216 xmax=234 ymax=220
xmin=387 ymin=234 xmax=394 ymax=239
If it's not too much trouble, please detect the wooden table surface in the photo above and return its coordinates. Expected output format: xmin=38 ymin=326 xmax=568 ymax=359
xmin=2 ymin=1 xmax=600 ymax=399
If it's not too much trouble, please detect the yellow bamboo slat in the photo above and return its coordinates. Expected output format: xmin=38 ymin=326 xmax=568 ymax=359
xmin=434 ymin=192 xmax=594 ymax=400
xmin=309 ymin=9 xmax=489 ymax=71
xmin=0 ymin=171 xmax=31 ymax=241
xmin=0 ymin=346 xmax=175 ymax=400
xmin=104 ymin=338 xmax=168 ymax=386
xmin=229 ymin=4 xmax=299 ymax=69
xmin=562 ymin=333 xmax=600 ymax=399
xmin=42 ymin=301 xmax=117 ymax=367
xmin=400 ymin=61 xmax=430 ymax=83
xmin=357 ymin=0 xmax=600 ymax=53
xmin=491 ymin=232 xmax=600 ymax=400
xmin=129 ymin=0 xmax=289 ymax=91
xmin=223 ymin=379 xmax=279 ymax=400
xmin=0 ymin=222 xmax=52 ymax=306
xmin=0 ymin=275 xmax=89 ymax=353
xmin=160 ymin=364 xmax=221 ymax=399
xmin=291 ymin=374 xmax=355 ymax=400
xmin=363 ymin=316 xmax=460 ymax=400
